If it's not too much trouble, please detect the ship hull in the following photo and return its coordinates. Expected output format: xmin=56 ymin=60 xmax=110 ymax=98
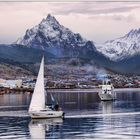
xmin=98 ymin=93 xmax=113 ymax=101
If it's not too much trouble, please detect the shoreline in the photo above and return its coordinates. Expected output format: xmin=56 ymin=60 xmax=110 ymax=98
xmin=0 ymin=87 xmax=140 ymax=94
xmin=114 ymin=88 xmax=140 ymax=92
xmin=48 ymin=88 xmax=140 ymax=93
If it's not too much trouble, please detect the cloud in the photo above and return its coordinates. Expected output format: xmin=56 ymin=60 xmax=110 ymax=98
xmin=112 ymin=14 xmax=135 ymax=21
xmin=47 ymin=2 xmax=139 ymax=22
xmin=0 ymin=2 xmax=140 ymax=44
xmin=49 ymin=2 xmax=140 ymax=16
xmin=87 ymin=13 xmax=136 ymax=22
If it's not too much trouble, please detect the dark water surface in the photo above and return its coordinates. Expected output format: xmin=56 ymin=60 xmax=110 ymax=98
xmin=0 ymin=90 xmax=140 ymax=139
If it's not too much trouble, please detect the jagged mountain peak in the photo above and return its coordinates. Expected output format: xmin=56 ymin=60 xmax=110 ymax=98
xmin=15 ymin=14 xmax=96 ymax=57
xmin=96 ymin=28 xmax=140 ymax=61
xmin=124 ymin=28 xmax=140 ymax=38
xmin=40 ymin=14 xmax=60 ymax=27
xmin=46 ymin=14 xmax=58 ymax=23
xmin=46 ymin=14 xmax=56 ymax=21
xmin=16 ymin=14 xmax=68 ymax=46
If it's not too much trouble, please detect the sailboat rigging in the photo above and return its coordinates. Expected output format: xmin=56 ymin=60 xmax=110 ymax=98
xmin=28 ymin=56 xmax=64 ymax=119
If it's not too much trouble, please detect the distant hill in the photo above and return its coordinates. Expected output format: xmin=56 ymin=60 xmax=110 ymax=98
xmin=0 ymin=44 xmax=54 ymax=64
xmin=116 ymin=55 xmax=140 ymax=75
xmin=0 ymin=63 xmax=33 ymax=79
xmin=0 ymin=44 xmax=55 ymax=76
xmin=0 ymin=44 xmax=139 ymax=76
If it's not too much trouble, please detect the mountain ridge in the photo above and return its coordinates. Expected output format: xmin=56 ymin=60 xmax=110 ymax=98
xmin=15 ymin=14 xmax=117 ymax=69
xmin=16 ymin=14 xmax=92 ymax=57
xmin=6 ymin=14 xmax=139 ymax=75
xmin=96 ymin=28 xmax=140 ymax=61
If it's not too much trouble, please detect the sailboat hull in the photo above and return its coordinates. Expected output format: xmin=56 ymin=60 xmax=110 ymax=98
xmin=29 ymin=110 xmax=64 ymax=119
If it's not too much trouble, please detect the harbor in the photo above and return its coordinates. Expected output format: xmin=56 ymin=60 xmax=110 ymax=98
xmin=0 ymin=89 xmax=140 ymax=139
xmin=0 ymin=1 xmax=140 ymax=139
xmin=0 ymin=87 xmax=140 ymax=94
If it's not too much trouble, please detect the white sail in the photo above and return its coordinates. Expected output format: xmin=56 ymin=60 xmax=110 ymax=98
xmin=29 ymin=56 xmax=45 ymax=112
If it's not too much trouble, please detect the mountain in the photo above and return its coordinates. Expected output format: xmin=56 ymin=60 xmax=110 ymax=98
xmin=96 ymin=29 xmax=140 ymax=61
xmin=117 ymin=55 xmax=140 ymax=75
xmin=14 ymin=14 xmax=140 ymax=75
xmin=16 ymin=14 xmax=97 ymax=58
xmin=15 ymin=14 xmax=115 ymax=68
xmin=0 ymin=44 xmax=54 ymax=63
xmin=0 ymin=62 xmax=33 ymax=79
xmin=0 ymin=44 xmax=57 ymax=76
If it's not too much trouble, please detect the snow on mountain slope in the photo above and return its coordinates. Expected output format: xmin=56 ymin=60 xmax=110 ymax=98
xmin=96 ymin=29 xmax=140 ymax=61
xmin=16 ymin=14 xmax=88 ymax=50
xmin=16 ymin=14 xmax=140 ymax=62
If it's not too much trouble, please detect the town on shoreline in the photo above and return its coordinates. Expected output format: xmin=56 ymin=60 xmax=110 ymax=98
xmin=0 ymin=72 xmax=139 ymax=94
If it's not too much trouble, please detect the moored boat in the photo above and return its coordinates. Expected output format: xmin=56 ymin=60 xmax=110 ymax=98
xmin=98 ymin=80 xmax=114 ymax=101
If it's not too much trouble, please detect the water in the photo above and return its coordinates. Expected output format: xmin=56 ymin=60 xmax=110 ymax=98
xmin=0 ymin=89 xmax=140 ymax=139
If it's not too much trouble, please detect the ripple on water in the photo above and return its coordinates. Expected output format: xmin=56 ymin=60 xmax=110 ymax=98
xmin=0 ymin=91 xmax=140 ymax=139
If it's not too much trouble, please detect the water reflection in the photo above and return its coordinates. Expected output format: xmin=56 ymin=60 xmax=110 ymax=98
xmin=47 ymin=92 xmax=100 ymax=111
xmin=29 ymin=118 xmax=63 ymax=139
xmin=0 ymin=90 xmax=140 ymax=139
xmin=0 ymin=115 xmax=139 ymax=139
xmin=0 ymin=91 xmax=140 ymax=115
xmin=101 ymin=101 xmax=113 ymax=114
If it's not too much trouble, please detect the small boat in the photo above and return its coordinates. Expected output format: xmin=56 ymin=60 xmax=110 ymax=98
xmin=98 ymin=80 xmax=114 ymax=101
xmin=28 ymin=56 xmax=64 ymax=119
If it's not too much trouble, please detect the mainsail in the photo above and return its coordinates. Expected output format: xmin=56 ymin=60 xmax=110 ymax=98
xmin=29 ymin=56 xmax=45 ymax=112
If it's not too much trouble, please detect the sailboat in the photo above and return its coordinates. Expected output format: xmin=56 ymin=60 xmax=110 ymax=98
xmin=28 ymin=56 xmax=64 ymax=119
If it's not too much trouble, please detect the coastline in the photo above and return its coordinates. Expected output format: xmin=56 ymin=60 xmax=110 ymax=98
xmin=0 ymin=87 xmax=140 ymax=94
xmin=48 ymin=88 xmax=140 ymax=93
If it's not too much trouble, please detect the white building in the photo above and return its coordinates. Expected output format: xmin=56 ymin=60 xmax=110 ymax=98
xmin=0 ymin=79 xmax=22 ymax=89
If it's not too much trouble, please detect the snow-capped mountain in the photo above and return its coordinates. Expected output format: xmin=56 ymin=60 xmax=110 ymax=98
xmin=16 ymin=14 xmax=97 ymax=57
xmin=14 ymin=14 xmax=140 ymax=74
xmin=96 ymin=29 xmax=140 ymax=61
xmin=16 ymin=14 xmax=140 ymax=62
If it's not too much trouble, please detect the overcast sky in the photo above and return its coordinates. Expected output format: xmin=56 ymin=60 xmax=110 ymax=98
xmin=0 ymin=2 xmax=140 ymax=44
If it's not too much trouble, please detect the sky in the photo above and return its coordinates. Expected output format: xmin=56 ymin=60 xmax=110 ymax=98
xmin=0 ymin=1 xmax=140 ymax=44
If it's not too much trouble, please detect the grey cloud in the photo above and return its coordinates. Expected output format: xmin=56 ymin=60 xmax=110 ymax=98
xmin=87 ymin=13 xmax=136 ymax=23
xmin=50 ymin=2 xmax=140 ymax=16
xmin=112 ymin=14 xmax=135 ymax=21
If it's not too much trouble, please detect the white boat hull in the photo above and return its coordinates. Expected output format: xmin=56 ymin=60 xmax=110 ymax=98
xmin=29 ymin=110 xmax=64 ymax=119
xmin=98 ymin=93 xmax=113 ymax=101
